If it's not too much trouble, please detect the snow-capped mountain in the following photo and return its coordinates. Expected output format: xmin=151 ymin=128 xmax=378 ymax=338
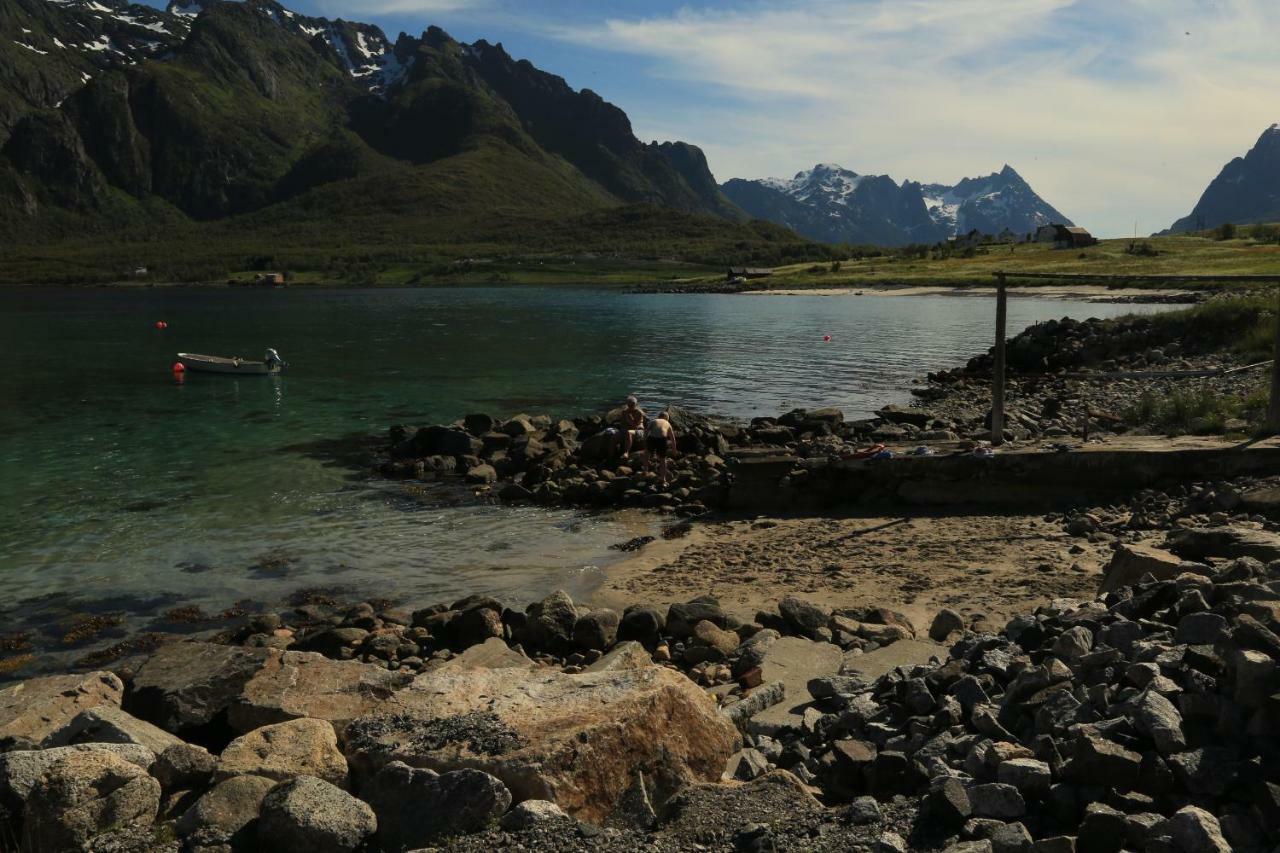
xmin=919 ymin=165 xmax=1072 ymax=236
xmin=1163 ymin=124 xmax=1280 ymax=233
xmin=722 ymin=164 xmax=939 ymax=246
xmin=163 ymin=0 xmax=414 ymax=94
xmin=723 ymin=163 xmax=1072 ymax=247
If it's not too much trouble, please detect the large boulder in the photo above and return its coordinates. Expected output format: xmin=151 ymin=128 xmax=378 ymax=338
xmin=523 ymin=590 xmax=578 ymax=653
xmin=21 ymin=750 xmax=160 ymax=852
xmin=216 ymin=718 xmax=348 ymax=787
xmin=125 ymin=642 xmax=269 ymax=733
xmin=0 ymin=743 xmax=154 ymax=815
xmin=1100 ymin=542 xmax=1186 ymax=593
xmin=228 ymin=649 xmax=413 ymax=735
xmin=1165 ymin=526 xmax=1280 ymax=562
xmin=257 ymin=775 xmax=376 ymax=853
xmin=175 ymin=774 xmax=276 ymax=840
xmin=47 ymin=705 xmax=186 ymax=755
xmin=412 ymin=425 xmax=475 ymax=457
xmin=343 ymin=664 xmax=739 ymax=823
xmin=362 ymin=761 xmax=510 ymax=849
xmin=0 ymin=670 xmax=123 ymax=751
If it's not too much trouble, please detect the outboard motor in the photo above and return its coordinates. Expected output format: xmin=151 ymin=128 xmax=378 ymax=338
xmin=264 ymin=348 xmax=286 ymax=370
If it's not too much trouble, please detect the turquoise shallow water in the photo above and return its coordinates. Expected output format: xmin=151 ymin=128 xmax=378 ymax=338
xmin=0 ymin=287 xmax=1167 ymax=661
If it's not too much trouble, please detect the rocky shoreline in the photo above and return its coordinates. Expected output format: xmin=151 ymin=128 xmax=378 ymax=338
xmin=3 ymin=302 xmax=1277 ymax=852
xmin=2 ymin=517 xmax=1278 ymax=851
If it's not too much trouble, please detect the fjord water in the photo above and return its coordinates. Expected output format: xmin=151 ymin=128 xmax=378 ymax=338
xmin=0 ymin=287 xmax=1165 ymax=646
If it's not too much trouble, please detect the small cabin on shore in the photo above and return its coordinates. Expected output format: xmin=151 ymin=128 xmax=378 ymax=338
xmin=253 ymin=272 xmax=286 ymax=286
xmin=1035 ymin=224 xmax=1097 ymax=249
xmin=727 ymin=267 xmax=773 ymax=280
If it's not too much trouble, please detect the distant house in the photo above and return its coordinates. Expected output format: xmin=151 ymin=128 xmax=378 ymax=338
xmin=253 ymin=272 xmax=286 ymax=286
xmin=131 ymin=266 xmax=148 ymax=277
xmin=954 ymin=229 xmax=989 ymax=248
xmin=727 ymin=267 xmax=773 ymax=280
xmin=1035 ymin=224 xmax=1097 ymax=249
xmin=995 ymin=228 xmax=1018 ymax=244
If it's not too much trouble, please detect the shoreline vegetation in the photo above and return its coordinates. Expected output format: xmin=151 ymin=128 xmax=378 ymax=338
xmin=5 ymin=226 xmax=1280 ymax=291
xmin=3 ymin=295 xmax=1279 ymax=850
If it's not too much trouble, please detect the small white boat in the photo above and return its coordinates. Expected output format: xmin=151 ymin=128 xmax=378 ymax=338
xmin=177 ymin=349 xmax=287 ymax=375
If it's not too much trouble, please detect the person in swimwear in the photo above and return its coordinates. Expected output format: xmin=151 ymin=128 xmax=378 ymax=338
xmin=644 ymin=411 xmax=677 ymax=486
xmin=620 ymin=395 xmax=645 ymax=458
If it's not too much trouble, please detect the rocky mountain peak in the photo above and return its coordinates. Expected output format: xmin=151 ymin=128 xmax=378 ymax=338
xmin=1165 ymin=123 xmax=1280 ymax=233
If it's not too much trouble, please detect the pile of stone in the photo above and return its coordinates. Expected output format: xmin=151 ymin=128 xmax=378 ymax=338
xmin=202 ymin=588 xmax=913 ymax=689
xmin=730 ymin=556 xmax=1280 ymax=852
xmin=373 ymin=405 xmax=995 ymax=513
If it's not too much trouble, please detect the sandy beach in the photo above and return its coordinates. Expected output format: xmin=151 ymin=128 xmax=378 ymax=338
xmin=591 ymin=509 xmax=1108 ymax=631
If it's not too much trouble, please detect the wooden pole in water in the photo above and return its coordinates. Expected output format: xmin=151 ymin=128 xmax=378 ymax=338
xmin=1268 ymin=286 xmax=1280 ymax=433
xmin=992 ymin=273 xmax=1008 ymax=445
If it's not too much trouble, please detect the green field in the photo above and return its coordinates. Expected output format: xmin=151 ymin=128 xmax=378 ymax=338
xmin=714 ymin=228 xmax=1280 ymax=292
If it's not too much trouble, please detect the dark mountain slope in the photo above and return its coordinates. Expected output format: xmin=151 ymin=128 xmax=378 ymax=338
xmin=1165 ymin=124 xmax=1280 ymax=233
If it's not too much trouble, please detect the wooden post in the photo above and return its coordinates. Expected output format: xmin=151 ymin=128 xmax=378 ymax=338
xmin=1268 ymin=286 xmax=1280 ymax=434
xmin=992 ymin=273 xmax=1008 ymax=445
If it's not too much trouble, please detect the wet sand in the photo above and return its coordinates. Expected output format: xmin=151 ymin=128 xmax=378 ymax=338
xmin=591 ymin=510 xmax=1108 ymax=631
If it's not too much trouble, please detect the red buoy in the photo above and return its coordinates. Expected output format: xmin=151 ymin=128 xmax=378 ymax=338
xmin=155 ymin=321 xmax=168 ymax=329
xmin=172 ymin=362 xmax=185 ymax=373
xmin=823 ymin=334 xmax=831 ymax=342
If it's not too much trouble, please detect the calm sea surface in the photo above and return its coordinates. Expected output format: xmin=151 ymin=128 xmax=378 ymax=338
xmin=0 ymin=287 xmax=1168 ymax=656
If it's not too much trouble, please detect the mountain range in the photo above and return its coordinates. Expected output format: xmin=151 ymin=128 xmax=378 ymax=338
xmin=2 ymin=0 xmax=837 ymax=275
xmin=721 ymin=164 xmax=1073 ymax=247
xmin=1164 ymin=124 xmax=1280 ymax=234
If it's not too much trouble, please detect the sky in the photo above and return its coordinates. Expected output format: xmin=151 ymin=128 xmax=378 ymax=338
xmin=149 ymin=0 xmax=1279 ymax=237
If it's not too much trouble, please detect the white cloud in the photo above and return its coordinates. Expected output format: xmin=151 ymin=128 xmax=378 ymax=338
xmin=544 ymin=0 xmax=1280 ymax=236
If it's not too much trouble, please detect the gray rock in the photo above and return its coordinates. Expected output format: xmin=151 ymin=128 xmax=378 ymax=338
xmin=499 ymin=799 xmax=569 ymax=830
xmin=21 ymin=750 xmax=161 ymax=853
xmin=617 ymin=605 xmax=665 ymax=644
xmin=0 ymin=743 xmax=155 ymax=812
xmin=807 ymin=675 xmax=868 ymax=699
xmin=997 ymin=757 xmax=1051 ymax=798
xmin=845 ymin=795 xmax=882 ymax=825
xmin=778 ymin=596 xmax=832 ymax=638
xmin=125 ymin=642 xmax=269 ymax=732
xmin=991 ymin=822 xmax=1033 ymax=853
xmin=724 ymin=748 xmax=770 ymax=781
xmin=1174 ymin=612 xmax=1228 ymax=645
xmin=720 ymin=681 xmax=786 ymax=724
xmin=967 ymin=782 xmax=1026 ymax=819
xmin=1168 ymin=805 xmax=1231 ymax=853
xmin=47 ymin=705 xmax=186 ymax=755
xmin=1032 ymin=838 xmax=1076 ymax=853
xmin=666 ymin=597 xmax=726 ymax=638
xmin=0 ymin=670 xmax=124 ymax=751
xmin=216 ymin=718 xmax=347 ymax=787
xmin=176 ymin=775 xmax=276 ymax=838
xmin=928 ymin=776 xmax=973 ymax=827
xmin=1132 ymin=688 xmax=1187 ymax=753
xmin=1050 ymin=626 xmax=1093 ymax=662
xmin=525 ymin=590 xmax=578 ymax=652
xmin=1077 ymin=802 xmax=1127 ymax=853
xmin=1065 ymin=732 xmax=1142 ymax=788
xmin=153 ymin=742 xmax=216 ymax=792
xmin=363 ymin=761 xmax=511 ymax=849
xmin=572 ymin=609 xmax=620 ymax=651
xmin=257 ymin=775 xmax=376 ymax=853
xmin=930 ymin=608 xmax=967 ymax=641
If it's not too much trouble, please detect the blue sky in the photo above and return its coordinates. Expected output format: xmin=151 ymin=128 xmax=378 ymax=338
xmin=146 ymin=0 xmax=1280 ymax=237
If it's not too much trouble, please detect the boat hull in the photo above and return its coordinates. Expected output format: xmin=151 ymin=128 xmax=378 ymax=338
xmin=177 ymin=353 xmax=281 ymax=375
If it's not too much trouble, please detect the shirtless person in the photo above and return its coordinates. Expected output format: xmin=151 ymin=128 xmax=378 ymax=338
xmin=620 ymin=395 xmax=645 ymax=459
xmin=644 ymin=411 xmax=677 ymax=486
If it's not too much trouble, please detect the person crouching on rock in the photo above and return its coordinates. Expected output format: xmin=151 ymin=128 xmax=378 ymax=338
xmin=644 ymin=411 xmax=677 ymax=486
xmin=621 ymin=395 xmax=645 ymax=459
